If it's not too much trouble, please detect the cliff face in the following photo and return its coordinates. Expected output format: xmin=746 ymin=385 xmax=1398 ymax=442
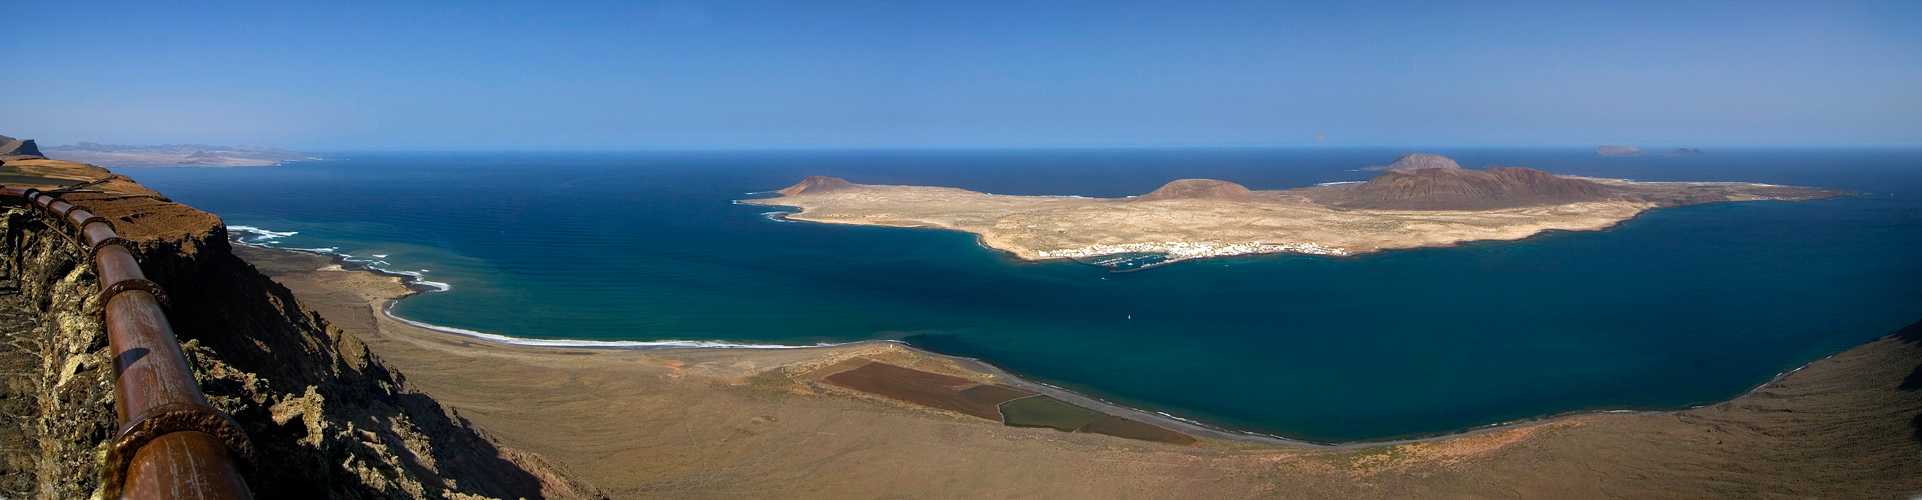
xmin=0 ymin=161 xmax=583 ymax=499
xmin=0 ymin=136 xmax=40 ymax=157
xmin=0 ymin=207 xmax=116 ymax=499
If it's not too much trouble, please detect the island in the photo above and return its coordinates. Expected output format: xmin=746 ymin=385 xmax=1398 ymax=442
xmin=1598 ymin=146 xmax=1706 ymax=156
xmin=742 ymin=155 xmax=1850 ymax=270
xmin=41 ymin=141 xmax=312 ymax=167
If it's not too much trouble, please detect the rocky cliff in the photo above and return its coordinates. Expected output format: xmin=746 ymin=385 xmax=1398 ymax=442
xmin=0 ymin=136 xmax=39 ymax=158
xmin=0 ymin=158 xmax=589 ymax=499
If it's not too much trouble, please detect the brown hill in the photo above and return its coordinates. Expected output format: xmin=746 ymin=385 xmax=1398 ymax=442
xmin=1319 ymin=167 xmax=1615 ymax=210
xmin=1360 ymin=153 xmax=1461 ymax=171
xmin=1132 ymin=179 xmax=1258 ymax=203
xmin=777 ymin=175 xmax=859 ymax=196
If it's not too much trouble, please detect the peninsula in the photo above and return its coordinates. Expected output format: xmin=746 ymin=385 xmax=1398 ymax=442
xmin=743 ymin=155 xmax=1850 ymax=269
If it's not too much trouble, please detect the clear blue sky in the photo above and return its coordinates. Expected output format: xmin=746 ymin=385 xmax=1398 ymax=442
xmin=5 ymin=1 xmax=1918 ymax=149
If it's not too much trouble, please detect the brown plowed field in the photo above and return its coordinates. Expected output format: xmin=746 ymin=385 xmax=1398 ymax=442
xmin=1076 ymin=415 xmax=1198 ymax=445
xmin=825 ymin=361 xmax=1036 ymax=420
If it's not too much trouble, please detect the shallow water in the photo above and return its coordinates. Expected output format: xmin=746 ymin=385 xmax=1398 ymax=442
xmin=125 ymin=147 xmax=1922 ymax=442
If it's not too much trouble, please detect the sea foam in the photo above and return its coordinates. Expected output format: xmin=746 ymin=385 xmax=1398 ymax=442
xmin=227 ymin=224 xmax=452 ymax=292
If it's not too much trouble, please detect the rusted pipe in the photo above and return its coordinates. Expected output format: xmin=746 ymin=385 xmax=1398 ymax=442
xmin=0 ymin=187 xmax=254 ymax=499
xmin=47 ymin=199 xmax=74 ymax=218
xmin=67 ymin=207 xmax=111 ymax=233
xmin=103 ymin=290 xmax=204 ymax=422
xmin=82 ymin=221 xmax=122 ymax=252
xmin=121 ymin=431 xmax=250 ymax=500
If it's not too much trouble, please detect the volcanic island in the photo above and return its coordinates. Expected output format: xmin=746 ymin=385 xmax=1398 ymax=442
xmin=744 ymin=153 xmax=1851 ymax=269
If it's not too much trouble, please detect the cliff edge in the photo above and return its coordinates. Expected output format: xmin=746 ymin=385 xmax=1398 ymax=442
xmin=0 ymin=157 xmax=596 ymax=499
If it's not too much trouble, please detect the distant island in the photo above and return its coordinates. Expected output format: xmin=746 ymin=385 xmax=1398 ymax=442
xmin=41 ymin=141 xmax=313 ymax=167
xmin=1598 ymin=146 xmax=1706 ymax=157
xmin=744 ymin=154 xmax=1849 ymax=270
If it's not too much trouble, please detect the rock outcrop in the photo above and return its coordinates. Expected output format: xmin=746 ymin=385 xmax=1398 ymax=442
xmin=0 ymin=136 xmax=41 ymax=158
xmin=1132 ymin=179 xmax=1258 ymax=203
xmin=1360 ymin=153 xmax=1462 ymax=171
xmin=1320 ymin=166 xmax=1616 ymax=210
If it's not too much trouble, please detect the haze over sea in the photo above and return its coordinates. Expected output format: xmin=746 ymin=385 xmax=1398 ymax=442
xmin=126 ymin=147 xmax=1922 ymax=442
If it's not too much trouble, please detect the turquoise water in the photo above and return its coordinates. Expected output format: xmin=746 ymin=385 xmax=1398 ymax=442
xmin=124 ymin=147 xmax=1922 ymax=442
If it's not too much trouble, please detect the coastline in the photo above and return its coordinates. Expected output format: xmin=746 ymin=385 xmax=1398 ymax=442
xmin=233 ymin=232 xmax=1894 ymax=448
xmin=230 ymin=227 xmax=1922 ymax=498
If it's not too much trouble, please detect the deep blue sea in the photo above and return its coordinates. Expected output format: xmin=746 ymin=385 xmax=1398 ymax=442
xmin=124 ymin=147 xmax=1922 ymax=443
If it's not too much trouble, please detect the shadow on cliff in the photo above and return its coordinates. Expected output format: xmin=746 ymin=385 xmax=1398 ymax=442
xmin=135 ymin=231 xmax=553 ymax=499
xmin=1894 ymin=319 xmax=1922 ymax=444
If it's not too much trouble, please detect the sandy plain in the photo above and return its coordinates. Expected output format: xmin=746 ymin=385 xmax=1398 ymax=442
xmin=237 ymin=243 xmax=1922 ymax=499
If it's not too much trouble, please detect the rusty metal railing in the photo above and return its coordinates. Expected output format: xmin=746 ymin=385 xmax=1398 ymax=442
xmin=2 ymin=187 xmax=253 ymax=500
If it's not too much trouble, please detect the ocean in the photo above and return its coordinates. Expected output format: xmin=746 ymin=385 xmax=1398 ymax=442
xmin=124 ymin=147 xmax=1922 ymax=443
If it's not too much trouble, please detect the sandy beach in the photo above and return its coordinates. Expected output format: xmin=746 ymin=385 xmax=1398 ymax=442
xmin=234 ymin=241 xmax=1922 ymax=499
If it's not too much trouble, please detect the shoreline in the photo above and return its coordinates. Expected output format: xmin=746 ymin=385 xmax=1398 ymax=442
xmin=231 ymin=233 xmax=1879 ymax=449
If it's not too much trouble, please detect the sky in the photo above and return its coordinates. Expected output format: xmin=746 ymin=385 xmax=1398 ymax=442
xmin=4 ymin=1 xmax=1919 ymax=149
